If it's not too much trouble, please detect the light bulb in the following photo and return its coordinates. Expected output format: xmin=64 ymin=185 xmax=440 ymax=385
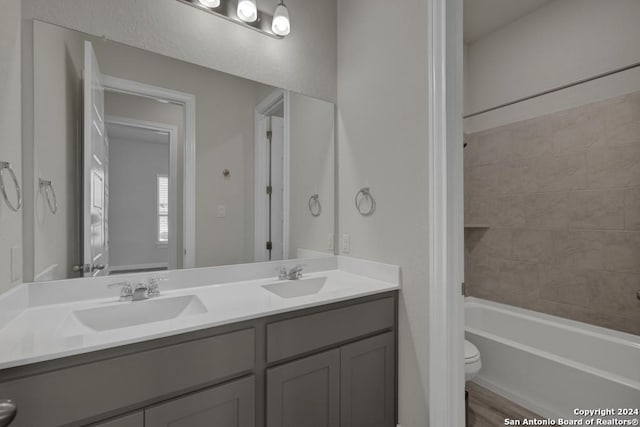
xmin=198 ymin=0 xmax=220 ymax=7
xmin=237 ymin=0 xmax=258 ymax=22
xmin=272 ymin=2 xmax=290 ymax=36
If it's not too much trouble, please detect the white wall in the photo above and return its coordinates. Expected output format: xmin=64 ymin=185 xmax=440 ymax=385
xmin=0 ymin=0 xmax=23 ymax=293
xmin=337 ymin=0 xmax=429 ymax=425
xmin=109 ymin=138 xmax=169 ymax=269
xmin=22 ymin=0 xmax=337 ymax=102
xmin=288 ymin=93 xmax=334 ymax=257
xmin=465 ymin=0 xmax=640 ymax=117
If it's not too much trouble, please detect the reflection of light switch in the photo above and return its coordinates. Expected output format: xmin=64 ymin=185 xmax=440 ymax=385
xmin=11 ymin=247 xmax=22 ymax=282
xmin=328 ymin=234 xmax=334 ymax=251
xmin=217 ymin=205 xmax=226 ymax=218
xmin=341 ymin=234 xmax=350 ymax=254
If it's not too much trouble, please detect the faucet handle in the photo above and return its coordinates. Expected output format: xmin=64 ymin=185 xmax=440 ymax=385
xmin=277 ymin=266 xmax=288 ymax=280
xmin=147 ymin=277 xmax=165 ymax=297
xmin=108 ymin=281 xmax=133 ymax=300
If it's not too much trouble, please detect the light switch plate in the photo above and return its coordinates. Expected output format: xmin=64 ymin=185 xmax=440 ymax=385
xmin=328 ymin=233 xmax=334 ymax=251
xmin=217 ymin=205 xmax=226 ymax=218
xmin=341 ymin=233 xmax=350 ymax=254
xmin=10 ymin=246 xmax=22 ymax=282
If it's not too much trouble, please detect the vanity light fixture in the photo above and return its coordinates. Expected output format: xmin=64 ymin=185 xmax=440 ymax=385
xmin=237 ymin=0 xmax=258 ymax=22
xmin=198 ymin=0 xmax=221 ymax=8
xmin=271 ymin=1 xmax=290 ymax=36
xmin=176 ymin=0 xmax=292 ymax=39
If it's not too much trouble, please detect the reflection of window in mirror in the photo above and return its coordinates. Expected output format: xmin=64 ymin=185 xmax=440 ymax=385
xmin=157 ymin=175 xmax=169 ymax=245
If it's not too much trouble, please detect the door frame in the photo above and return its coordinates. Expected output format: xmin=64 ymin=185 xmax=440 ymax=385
xmin=254 ymin=89 xmax=291 ymax=262
xmin=104 ymin=115 xmax=179 ymax=271
xmin=102 ymin=75 xmax=197 ymax=269
xmin=427 ymin=0 xmax=465 ymax=425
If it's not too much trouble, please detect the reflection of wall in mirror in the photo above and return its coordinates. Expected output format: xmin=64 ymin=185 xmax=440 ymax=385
xmin=289 ymin=93 xmax=335 ymax=257
xmin=0 ymin=0 xmax=22 ymax=292
xmin=33 ymin=21 xmax=84 ymax=281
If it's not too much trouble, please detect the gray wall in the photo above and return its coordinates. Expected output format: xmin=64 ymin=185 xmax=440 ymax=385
xmin=0 ymin=0 xmax=23 ymax=293
xmin=108 ymin=137 xmax=169 ymax=269
xmin=465 ymin=91 xmax=640 ymax=336
xmin=22 ymin=0 xmax=337 ymax=102
xmin=337 ymin=0 xmax=429 ymax=425
xmin=465 ymin=0 xmax=640 ymax=116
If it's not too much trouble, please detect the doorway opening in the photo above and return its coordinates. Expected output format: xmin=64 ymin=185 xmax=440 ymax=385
xmin=254 ymin=90 xmax=290 ymax=262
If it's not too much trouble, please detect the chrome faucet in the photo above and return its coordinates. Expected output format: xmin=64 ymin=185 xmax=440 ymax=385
xmin=278 ymin=265 xmax=304 ymax=280
xmin=108 ymin=278 xmax=162 ymax=302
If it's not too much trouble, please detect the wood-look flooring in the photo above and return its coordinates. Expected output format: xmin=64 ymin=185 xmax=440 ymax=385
xmin=467 ymin=382 xmax=543 ymax=427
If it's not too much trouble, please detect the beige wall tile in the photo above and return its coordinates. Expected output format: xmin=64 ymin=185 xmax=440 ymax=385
xmin=510 ymin=118 xmax=553 ymax=161
xmin=605 ymin=231 xmax=640 ymax=273
xmin=586 ymin=144 xmax=640 ymax=188
xmin=533 ymin=152 xmax=587 ymax=192
xmin=465 ymin=91 xmax=640 ymax=335
xmin=602 ymin=92 xmax=640 ymax=129
xmin=524 ymin=192 xmax=571 ymax=229
xmin=465 ymin=194 xmax=494 ymax=226
xmin=625 ymin=187 xmax=640 ymax=230
xmin=553 ymin=230 xmax=605 ymax=270
xmin=468 ymin=258 xmax=540 ymax=307
xmin=512 ymin=229 xmax=553 ymax=264
xmin=465 ymin=228 xmax=513 ymax=264
xmin=569 ymin=190 xmax=625 ymax=230
xmin=470 ymin=127 xmax=513 ymax=166
xmin=552 ymin=104 xmax=604 ymax=155
xmin=539 ymin=267 xmax=600 ymax=308
xmin=498 ymin=159 xmax=537 ymax=195
xmin=590 ymin=271 xmax=640 ymax=322
xmin=465 ymin=164 xmax=500 ymax=197
xmin=494 ymin=194 xmax=526 ymax=228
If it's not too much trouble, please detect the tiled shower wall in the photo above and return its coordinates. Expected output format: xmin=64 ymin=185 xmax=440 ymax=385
xmin=464 ymin=91 xmax=640 ymax=335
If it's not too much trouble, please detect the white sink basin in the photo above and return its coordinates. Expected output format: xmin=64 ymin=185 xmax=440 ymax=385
xmin=72 ymin=295 xmax=207 ymax=331
xmin=262 ymin=277 xmax=327 ymax=298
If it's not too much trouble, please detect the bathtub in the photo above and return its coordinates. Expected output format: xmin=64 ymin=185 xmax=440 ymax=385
xmin=465 ymin=297 xmax=640 ymax=420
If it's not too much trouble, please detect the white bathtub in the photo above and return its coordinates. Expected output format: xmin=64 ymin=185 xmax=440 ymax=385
xmin=465 ymin=297 xmax=640 ymax=419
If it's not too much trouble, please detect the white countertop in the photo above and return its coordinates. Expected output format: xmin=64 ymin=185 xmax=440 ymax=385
xmin=0 ymin=261 xmax=399 ymax=371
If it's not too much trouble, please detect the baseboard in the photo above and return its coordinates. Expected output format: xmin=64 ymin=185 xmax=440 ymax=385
xmin=109 ymin=262 xmax=169 ymax=272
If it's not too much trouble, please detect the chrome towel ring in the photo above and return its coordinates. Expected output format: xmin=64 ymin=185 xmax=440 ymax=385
xmin=0 ymin=161 xmax=22 ymax=212
xmin=308 ymin=194 xmax=321 ymax=217
xmin=355 ymin=187 xmax=376 ymax=216
xmin=39 ymin=178 xmax=58 ymax=214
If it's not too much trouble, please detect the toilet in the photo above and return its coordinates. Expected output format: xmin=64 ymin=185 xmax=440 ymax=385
xmin=465 ymin=340 xmax=482 ymax=425
xmin=464 ymin=340 xmax=481 ymax=382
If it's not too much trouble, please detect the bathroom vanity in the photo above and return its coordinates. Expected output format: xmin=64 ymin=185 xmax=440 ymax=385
xmin=0 ymin=259 xmax=399 ymax=427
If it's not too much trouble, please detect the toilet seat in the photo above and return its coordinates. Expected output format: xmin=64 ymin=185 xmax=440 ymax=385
xmin=464 ymin=340 xmax=481 ymax=382
xmin=464 ymin=340 xmax=480 ymax=364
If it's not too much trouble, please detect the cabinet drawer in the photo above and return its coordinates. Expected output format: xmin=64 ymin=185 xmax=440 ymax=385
xmin=145 ymin=376 xmax=255 ymax=427
xmin=266 ymin=297 xmax=394 ymax=363
xmin=90 ymin=411 xmax=143 ymax=427
xmin=0 ymin=328 xmax=255 ymax=427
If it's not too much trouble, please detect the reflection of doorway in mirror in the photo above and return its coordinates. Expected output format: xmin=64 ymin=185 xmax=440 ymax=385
xmin=104 ymin=118 xmax=177 ymax=275
xmin=254 ymin=90 xmax=290 ymax=262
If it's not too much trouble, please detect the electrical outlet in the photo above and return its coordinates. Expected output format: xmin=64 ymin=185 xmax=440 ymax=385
xmin=10 ymin=247 xmax=22 ymax=282
xmin=217 ymin=205 xmax=226 ymax=218
xmin=328 ymin=233 xmax=334 ymax=251
xmin=341 ymin=233 xmax=350 ymax=254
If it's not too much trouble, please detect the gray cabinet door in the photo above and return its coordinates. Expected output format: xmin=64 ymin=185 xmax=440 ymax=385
xmin=91 ymin=411 xmax=143 ymax=427
xmin=340 ymin=333 xmax=395 ymax=427
xmin=266 ymin=349 xmax=340 ymax=427
xmin=144 ymin=376 xmax=255 ymax=427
